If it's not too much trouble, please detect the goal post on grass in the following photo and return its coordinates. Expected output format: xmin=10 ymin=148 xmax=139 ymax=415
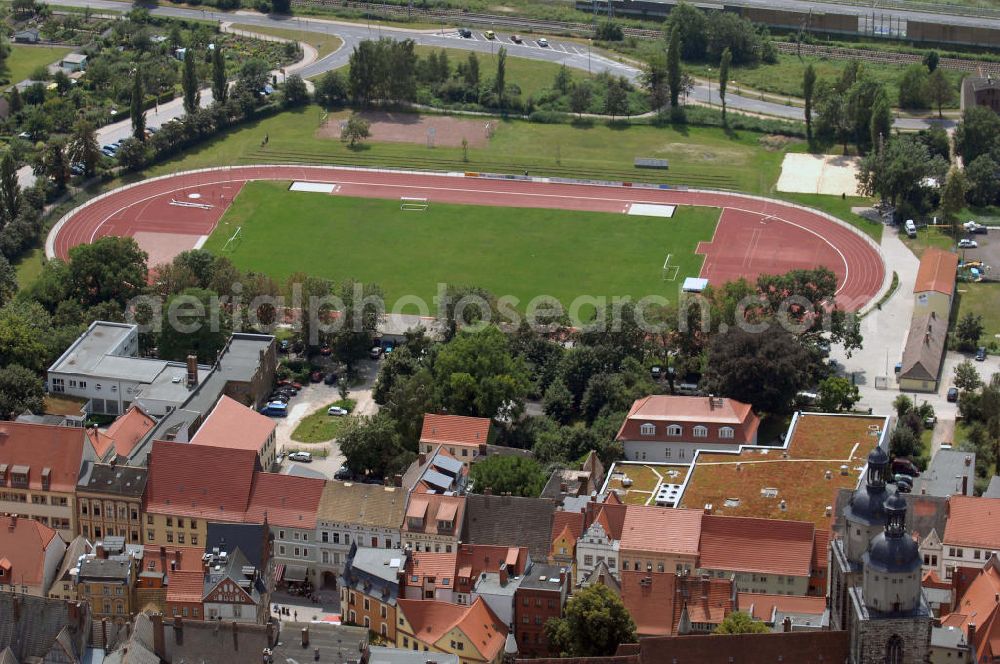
xmin=662 ymin=253 xmax=680 ymax=282
xmin=400 ymin=197 xmax=429 ymax=211
xmin=222 ymin=226 xmax=242 ymax=253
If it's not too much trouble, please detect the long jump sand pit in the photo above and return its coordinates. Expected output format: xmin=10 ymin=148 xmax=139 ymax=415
xmin=777 ymin=153 xmax=861 ymax=197
xmin=318 ymin=111 xmax=494 ymax=148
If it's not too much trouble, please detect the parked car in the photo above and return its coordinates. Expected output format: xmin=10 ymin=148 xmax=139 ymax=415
xmin=334 ymin=466 xmax=353 ymax=480
xmin=327 ymin=406 xmax=349 ymax=416
xmin=324 ymin=372 xmax=338 ymax=386
xmin=976 ymin=347 xmax=987 ymax=361
xmin=369 ymin=346 xmax=382 ymax=359
xmin=510 ymin=34 xmax=523 ymax=43
xmin=904 ymin=219 xmax=916 ymax=238
xmin=650 ymin=365 xmax=663 ymax=381
xmin=484 ymin=30 xmax=496 ymax=39
xmin=893 ymin=473 xmax=913 ymax=487
xmin=319 ymin=345 xmax=332 ymax=356
xmin=310 ymin=370 xmax=323 ymax=382
xmin=958 ymin=239 xmax=978 ymax=249
xmin=267 ymin=393 xmax=289 ymax=404
xmin=947 ymin=387 xmax=959 ymax=403
xmin=891 ymin=458 xmax=920 ymax=478
xmin=259 ymin=402 xmax=288 ymax=417
xmin=538 ymin=37 xmax=549 ymax=47
xmin=964 ymin=221 xmax=988 ymax=234
xmin=288 ymin=451 xmax=312 ymax=462
xmin=458 ymin=27 xmax=472 ymax=37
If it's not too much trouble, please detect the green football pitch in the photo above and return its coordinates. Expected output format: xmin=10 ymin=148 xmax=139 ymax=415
xmin=202 ymin=181 xmax=720 ymax=309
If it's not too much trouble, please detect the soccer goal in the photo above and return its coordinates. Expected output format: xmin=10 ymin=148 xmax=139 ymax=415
xmin=661 ymin=253 xmax=680 ymax=282
xmin=222 ymin=226 xmax=243 ymax=253
xmin=400 ymin=197 xmax=429 ymax=211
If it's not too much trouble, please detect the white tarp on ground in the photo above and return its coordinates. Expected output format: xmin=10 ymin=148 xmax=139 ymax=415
xmin=289 ymin=181 xmax=337 ymax=193
xmin=682 ymin=277 xmax=708 ymax=292
xmin=776 ymin=153 xmax=861 ymax=196
xmin=627 ymin=203 xmax=676 ymax=217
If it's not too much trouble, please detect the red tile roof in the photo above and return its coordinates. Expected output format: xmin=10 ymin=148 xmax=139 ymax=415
xmin=142 ymin=546 xmax=205 ymax=573
xmin=583 ymin=498 xmax=627 ymax=541
xmin=245 ymin=472 xmax=325 ymax=529
xmin=699 ymin=515 xmax=814 ymax=577
xmin=620 ymin=506 xmax=702 ymax=555
xmin=944 ymin=496 xmax=1000 ymax=549
xmin=408 ymin=551 xmax=459 ymax=588
xmin=145 ymin=440 xmax=258 ymax=521
xmin=552 ymin=511 xmax=585 ymax=545
xmin=620 ymin=572 xmax=733 ymax=637
xmin=101 ymin=406 xmax=156 ymax=458
xmin=0 ymin=516 xmax=61 ymax=587
xmin=398 ymin=597 xmax=507 ymax=660
xmin=617 ymin=396 xmax=759 ymax=445
xmin=0 ymin=422 xmax=86 ymax=493
xmin=940 ymin=558 xmax=1000 ymax=662
xmin=914 ymin=247 xmax=958 ymax=295
xmin=191 ymin=396 xmax=276 ymax=454
xmin=403 ymin=494 xmax=466 ymax=537
xmin=419 ymin=414 xmax=491 ymax=448
xmin=457 ymin=543 xmax=529 ymax=578
xmin=166 ymin=570 xmax=206 ymax=604
xmin=811 ymin=529 xmax=830 ymax=573
xmin=737 ymin=593 xmax=826 ymax=622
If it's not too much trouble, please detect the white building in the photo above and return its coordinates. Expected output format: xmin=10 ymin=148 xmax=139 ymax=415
xmin=576 ymin=519 xmax=620 ymax=583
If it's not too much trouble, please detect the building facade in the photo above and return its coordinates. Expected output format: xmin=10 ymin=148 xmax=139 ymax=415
xmin=76 ymin=462 xmax=146 ymax=544
xmin=0 ymin=515 xmax=66 ymax=596
xmin=340 ymin=545 xmax=406 ymax=639
xmin=401 ymin=494 xmax=465 ymax=554
xmin=513 ymin=563 xmax=569 ymax=657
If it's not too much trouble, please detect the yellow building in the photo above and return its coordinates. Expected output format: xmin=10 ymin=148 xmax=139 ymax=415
xmin=396 ymin=597 xmax=508 ymax=664
xmin=76 ymin=539 xmax=138 ymax=625
xmin=913 ymin=248 xmax=958 ymax=320
xmin=77 ymin=463 xmax=147 ymax=544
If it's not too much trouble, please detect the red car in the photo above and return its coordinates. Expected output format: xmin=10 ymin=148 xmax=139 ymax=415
xmin=310 ymin=370 xmax=323 ymax=383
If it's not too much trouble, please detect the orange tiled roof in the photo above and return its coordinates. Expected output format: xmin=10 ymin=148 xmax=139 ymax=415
xmin=552 ymin=511 xmax=584 ymax=545
xmin=811 ymin=529 xmax=830 ymax=573
xmin=941 ymin=559 xmax=1000 ymax=660
xmin=0 ymin=422 xmax=86 ymax=493
xmin=582 ymin=498 xmax=627 ymax=541
xmin=143 ymin=546 xmax=205 ymax=573
xmin=398 ymin=597 xmax=507 ymax=660
xmin=738 ymin=593 xmax=826 ymax=622
xmin=914 ymin=247 xmax=958 ymax=295
xmin=145 ymin=440 xmax=258 ymax=521
xmin=166 ymin=569 xmax=205 ymax=604
xmin=699 ymin=515 xmax=814 ymax=577
xmin=419 ymin=414 xmax=491 ymax=448
xmin=620 ymin=571 xmax=677 ymax=636
xmin=409 ymin=551 xmax=458 ymax=588
xmin=245 ymin=472 xmax=325 ymax=529
xmin=403 ymin=494 xmax=465 ymax=536
xmin=0 ymin=516 xmax=60 ymax=586
xmin=191 ymin=396 xmax=276 ymax=454
xmin=103 ymin=406 xmax=156 ymax=458
xmin=944 ymin=496 xmax=1000 ymax=549
xmin=620 ymin=506 xmax=702 ymax=555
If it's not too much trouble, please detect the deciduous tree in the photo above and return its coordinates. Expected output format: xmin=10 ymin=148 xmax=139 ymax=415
xmin=955 ymin=105 xmax=1000 ymax=164
xmin=926 ymin=68 xmax=954 ymax=119
xmin=545 ymin=584 xmax=636 ymax=657
xmin=817 ymin=376 xmax=861 ymax=413
xmin=955 ymin=312 xmax=984 ymax=352
xmin=0 ymin=364 xmax=43 ymax=420
xmin=130 ymin=67 xmax=146 ymax=141
xmin=67 ymin=120 xmax=101 ymax=177
xmin=0 ymin=150 xmax=20 ymax=224
xmin=469 ymin=456 xmax=547 ymax=497
xmin=341 ymin=113 xmax=370 ymax=147
xmin=714 ymin=612 xmax=770 ymax=635
xmin=67 ymin=235 xmax=147 ymax=308
xmin=954 ymin=360 xmax=983 ymax=392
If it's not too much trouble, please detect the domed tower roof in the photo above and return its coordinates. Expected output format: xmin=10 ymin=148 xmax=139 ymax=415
xmin=867 ymin=492 xmax=920 ymax=574
xmin=845 ymin=446 xmax=893 ymax=526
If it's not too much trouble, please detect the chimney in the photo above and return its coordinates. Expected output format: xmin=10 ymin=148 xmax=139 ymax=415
xmin=962 ymin=475 xmax=969 ymax=495
xmin=186 ymin=355 xmax=198 ymax=387
xmin=96 ymin=543 xmax=106 ymax=559
xmin=708 ymin=394 xmax=715 ymax=410
xmin=559 ymin=569 xmax=567 ymax=585
xmin=8 ymin=514 xmax=15 ymax=529
xmin=393 ymin=474 xmax=403 ymax=488
xmin=12 ymin=595 xmax=20 ymax=622
xmin=232 ymin=621 xmax=239 ymax=650
xmin=499 ymin=565 xmax=509 ymax=586
xmin=560 ymin=482 xmax=568 ymax=494
xmin=301 ymin=626 xmax=310 ymax=647
xmin=173 ymin=616 xmax=183 ymax=645
xmin=968 ymin=623 xmax=976 ymax=646
xmin=152 ymin=614 xmax=165 ymax=659
xmin=782 ymin=616 xmax=792 ymax=633
xmin=417 ymin=452 xmax=426 ymax=465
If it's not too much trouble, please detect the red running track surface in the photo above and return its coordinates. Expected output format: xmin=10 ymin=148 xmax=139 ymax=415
xmin=51 ymin=165 xmax=885 ymax=311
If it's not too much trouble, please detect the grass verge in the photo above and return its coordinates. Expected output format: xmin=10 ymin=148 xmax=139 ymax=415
xmin=291 ymin=398 xmax=357 ymax=443
xmin=2 ymin=45 xmax=74 ymax=87
xmin=955 ymin=282 xmax=1000 ymax=348
xmin=231 ymin=23 xmax=343 ymax=60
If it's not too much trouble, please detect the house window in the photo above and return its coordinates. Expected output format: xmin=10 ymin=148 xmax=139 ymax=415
xmin=693 ymin=426 xmax=708 ymax=438
xmin=322 ymin=532 xmax=329 ymax=543
xmin=584 ymin=555 xmax=593 ymax=566
xmin=177 ymin=533 xmax=185 ymax=544
xmin=719 ymin=427 xmax=735 ymax=439
xmin=147 ymin=515 xmax=153 ymax=525
xmin=666 ymin=424 xmax=682 ymax=436
xmin=165 ymin=518 xmax=172 ymax=527
xmin=640 ymin=423 xmax=656 ymax=436
xmin=191 ymin=535 xmax=198 ymax=546
xmin=665 ymin=448 xmax=671 ymax=458
xmin=166 ymin=532 xmax=173 ymax=543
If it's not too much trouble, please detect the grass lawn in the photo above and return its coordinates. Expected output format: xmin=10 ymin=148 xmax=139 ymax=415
xmin=955 ymin=282 xmax=1000 ymax=347
xmin=2 ymin=45 xmax=74 ymax=86
xmin=232 ymin=24 xmax=343 ymax=60
xmin=145 ymin=105 xmax=791 ymax=193
xmin=203 ymin=181 xmax=719 ymax=307
xmin=776 ymin=192 xmax=883 ymax=242
xmin=900 ymin=224 xmax=956 ymax=257
xmin=13 ymin=245 xmax=46 ymax=291
xmin=291 ymin=399 xmax=356 ymax=443
xmin=686 ymin=53 xmax=964 ymax=109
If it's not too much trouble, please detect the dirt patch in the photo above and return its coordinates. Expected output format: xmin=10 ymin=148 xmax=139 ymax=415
xmin=317 ymin=111 xmax=494 ymax=148
xmin=776 ymin=153 xmax=861 ymax=197
xmin=658 ymin=142 xmax=748 ymax=165
xmin=758 ymin=134 xmax=801 ymax=151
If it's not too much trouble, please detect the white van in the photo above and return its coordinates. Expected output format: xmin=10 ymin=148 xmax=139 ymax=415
xmin=904 ymin=219 xmax=917 ymax=238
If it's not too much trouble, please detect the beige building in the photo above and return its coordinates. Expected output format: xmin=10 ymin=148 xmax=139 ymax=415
xmin=76 ymin=462 xmax=147 ymax=544
xmin=396 ymin=597 xmax=508 ymax=664
xmin=899 ymin=312 xmax=949 ymax=393
xmin=913 ymin=248 xmax=958 ymax=320
xmin=190 ymin=395 xmax=278 ymax=469
xmin=418 ymin=414 xmax=491 ymax=467
xmin=618 ymin=506 xmax=702 ymax=577
xmin=401 ymin=493 xmax=466 ymax=554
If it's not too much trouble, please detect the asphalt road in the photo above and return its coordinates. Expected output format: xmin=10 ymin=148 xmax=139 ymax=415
xmin=52 ymin=1 xmax=953 ymax=131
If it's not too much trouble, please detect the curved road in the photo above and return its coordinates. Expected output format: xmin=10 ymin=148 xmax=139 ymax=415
xmin=56 ymin=0 xmax=951 ymax=131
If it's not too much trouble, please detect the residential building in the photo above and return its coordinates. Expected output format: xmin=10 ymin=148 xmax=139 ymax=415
xmin=402 ymin=493 xmax=465 ymax=553
xmin=190 ymin=395 xmax=278 ymax=469
xmin=316 ymin=481 xmax=406 ymax=587
xmin=395 ymin=597 xmax=508 ymax=664
xmin=932 ymin=554 xmax=1000 ymax=663
xmin=0 ymin=515 xmax=66 ymax=596
xmin=961 ymin=75 xmax=1000 ymax=113
xmin=76 ymin=461 xmax=147 ymax=543
xmin=698 ymin=514 xmax=815 ymax=596
xmin=513 ymin=563 xmax=568 ymax=657
xmin=12 ymin=28 xmax=40 ymax=43
xmin=619 ymin=505 xmax=702 ymax=578
xmin=616 ymin=395 xmax=759 ymax=463
xmin=205 ymin=522 xmax=269 ymax=569
xmin=540 ymin=451 xmax=606 ymax=506
xmin=899 ymin=311 xmax=949 ymax=392
xmin=0 ymin=593 xmax=91 ymax=664
xmin=402 ymin=448 xmax=468 ymax=495
xmin=605 ymin=630 xmax=851 ymax=664
xmin=270 ymin=622 xmax=368 ymax=664
xmin=366 ymin=646 xmax=459 ymax=664
xmin=340 ymin=545 xmax=407 ymax=638
xmin=419 ymin=414 xmax=491 ymax=465
xmin=137 ymin=544 xmax=204 ymax=616
xmin=549 ymin=510 xmax=584 ymax=572
xmin=61 ymin=53 xmax=87 ymax=71
xmin=136 ymin=612 xmax=278 ymax=664
xmin=143 ymin=440 xmax=259 ymax=546
xmin=738 ymin=593 xmax=829 ymax=631
xmin=85 ymin=406 xmax=156 ymax=461
xmin=404 ymin=550 xmax=459 ymax=603
xmin=0 ymin=421 xmax=86 ymax=536
xmin=914 ymin=247 xmax=959 ymax=319
xmin=246 ymin=472 xmax=325 ymax=587
xmin=462 ymin=494 xmax=555 ymax=562
xmin=579 ymin=559 xmax=620 ymax=595
xmin=202 ymin=545 xmax=268 ymax=623
xmin=915 ymin=449 xmax=977 ymax=498
xmin=941 ymin=495 xmax=1000 ymax=580
xmin=50 ymin=536 xmax=92 ymax=601
xmin=619 ymin=571 xmax=734 ymax=637
xmin=575 ymin=494 xmax=626 ymax=582
xmin=75 ymin=538 xmax=140 ymax=624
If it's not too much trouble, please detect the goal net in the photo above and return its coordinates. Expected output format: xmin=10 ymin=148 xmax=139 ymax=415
xmin=662 ymin=253 xmax=679 ymax=282
xmin=400 ymin=197 xmax=429 ymax=211
xmin=222 ymin=226 xmax=243 ymax=253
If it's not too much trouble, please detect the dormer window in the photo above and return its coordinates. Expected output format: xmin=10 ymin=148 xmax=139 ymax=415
xmin=693 ymin=426 xmax=708 ymax=438
xmin=666 ymin=424 xmax=682 ymax=436
xmin=719 ymin=427 xmax=735 ymax=439
xmin=438 ymin=520 xmax=453 ymax=532
xmin=640 ymin=423 xmax=656 ymax=436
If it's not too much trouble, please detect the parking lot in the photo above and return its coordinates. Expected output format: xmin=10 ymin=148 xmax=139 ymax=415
xmin=449 ymin=28 xmax=597 ymax=57
xmin=958 ymin=227 xmax=998 ymax=277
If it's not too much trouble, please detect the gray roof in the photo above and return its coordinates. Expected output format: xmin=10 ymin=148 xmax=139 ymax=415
xmin=914 ymin=449 xmax=977 ymax=497
xmin=284 ymin=464 xmax=327 ymax=480
xmin=422 ymin=469 xmax=454 ymax=492
xmin=162 ymin=617 xmax=271 ymax=664
xmin=55 ymin=536 xmax=93 ymax=584
xmin=900 ymin=312 xmax=948 ymax=381
xmin=931 ymin=623 xmax=970 ymax=649
xmin=349 ymin=548 xmax=406 ymax=584
xmin=49 ymin=322 xmax=134 ymax=375
xmin=833 ymin=488 xmax=947 ymax=541
xmin=103 ymin=614 xmax=159 ymax=664
xmin=964 ymin=76 xmax=1000 ymax=93
xmin=271 ymin=623 xmax=367 ymax=662
xmin=77 ymin=462 xmax=148 ymax=498
xmin=367 ymin=646 xmax=459 ymax=664
xmin=0 ymin=594 xmax=90 ymax=664
xmin=462 ymin=494 xmax=555 ymax=562
xmin=205 ymin=523 xmax=266 ymax=569
xmin=137 ymin=364 xmax=212 ymax=402
xmin=78 ymin=558 xmax=130 ymax=582
xmin=984 ymin=476 xmax=1000 ymax=499
xmin=518 ymin=563 xmax=568 ymax=591
xmin=433 ymin=455 xmax=463 ymax=476
xmin=91 ymin=355 xmax=167 ymax=383
xmin=474 ymin=571 xmax=521 ymax=597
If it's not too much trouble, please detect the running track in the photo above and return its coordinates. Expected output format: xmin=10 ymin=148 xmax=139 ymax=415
xmin=48 ymin=165 xmax=886 ymax=311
